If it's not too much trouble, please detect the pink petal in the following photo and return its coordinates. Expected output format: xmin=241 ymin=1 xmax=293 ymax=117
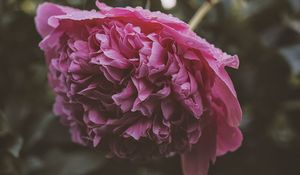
xmin=181 ymin=120 xmax=217 ymax=175
xmin=124 ymin=119 xmax=151 ymax=140
xmin=216 ymin=119 xmax=243 ymax=156
xmin=96 ymin=2 xmax=190 ymax=33
xmin=112 ymin=82 xmax=135 ymax=112
xmin=35 ymin=2 xmax=105 ymax=38
xmin=149 ymin=42 xmax=165 ymax=66
xmin=161 ymin=98 xmax=175 ymax=120
xmin=212 ymin=76 xmax=242 ymax=127
xmin=132 ymin=78 xmax=153 ymax=101
xmin=35 ymin=2 xmax=77 ymax=37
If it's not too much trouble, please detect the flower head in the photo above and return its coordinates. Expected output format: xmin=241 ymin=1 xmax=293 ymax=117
xmin=35 ymin=2 xmax=242 ymax=174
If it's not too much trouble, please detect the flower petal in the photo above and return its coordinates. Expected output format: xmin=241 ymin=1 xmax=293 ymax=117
xmin=181 ymin=119 xmax=217 ymax=175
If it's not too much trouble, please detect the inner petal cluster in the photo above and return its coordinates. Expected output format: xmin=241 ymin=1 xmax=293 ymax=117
xmin=49 ymin=19 xmax=210 ymax=159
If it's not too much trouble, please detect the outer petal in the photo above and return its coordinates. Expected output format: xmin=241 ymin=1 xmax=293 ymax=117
xmin=181 ymin=119 xmax=217 ymax=175
xmin=211 ymin=76 xmax=242 ymax=127
xmin=216 ymin=120 xmax=243 ymax=156
xmin=160 ymin=26 xmax=242 ymax=126
xmin=35 ymin=2 xmax=105 ymax=38
xmin=35 ymin=2 xmax=78 ymax=37
xmin=95 ymin=2 xmax=239 ymax=68
xmin=47 ymin=9 xmax=105 ymax=29
xmin=209 ymin=76 xmax=242 ymax=155
xmin=96 ymin=1 xmax=189 ymax=33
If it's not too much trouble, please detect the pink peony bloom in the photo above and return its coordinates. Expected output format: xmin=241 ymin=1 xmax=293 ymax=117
xmin=35 ymin=2 xmax=242 ymax=175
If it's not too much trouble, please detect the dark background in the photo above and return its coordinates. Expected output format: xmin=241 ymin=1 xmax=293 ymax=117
xmin=1 ymin=0 xmax=300 ymax=175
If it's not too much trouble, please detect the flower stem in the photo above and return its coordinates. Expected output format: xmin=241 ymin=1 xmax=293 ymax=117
xmin=188 ymin=0 xmax=220 ymax=30
xmin=145 ymin=0 xmax=151 ymax=10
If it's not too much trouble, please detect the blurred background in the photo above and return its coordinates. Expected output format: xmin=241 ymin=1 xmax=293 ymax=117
xmin=0 ymin=0 xmax=300 ymax=175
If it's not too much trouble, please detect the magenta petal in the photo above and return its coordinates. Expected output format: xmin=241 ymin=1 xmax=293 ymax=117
xmin=96 ymin=2 xmax=190 ymax=33
xmin=182 ymin=94 xmax=203 ymax=118
xmin=102 ymin=50 xmax=130 ymax=68
xmin=35 ymin=2 xmax=105 ymax=38
xmin=161 ymin=98 xmax=174 ymax=120
xmin=216 ymin=120 xmax=243 ymax=156
xmin=184 ymin=50 xmax=199 ymax=61
xmin=155 ymin=85 xmax=171 ymax=98
xmin=112 ymin=82 xmax=135 ymax=112
xmin=181 ymin=121 xmax=216 ymax=175
xmin=82 ymin=106 xmax=107 ymax=125
xmin=96 ymin=1 xmax=112 ymax=12
xmin=68 ymin=60 xmax=81 ymax=73
xmin=124 ymin=120 xmax=151 ymax=140
xmin=132 ymin=78 xmax=153 ymax=101
xmin=212 ymin=76 xmax=242 ymax=127
xmin=132 ymin=98 xmax=156 ymax=116
xmin=35 ymin=3 xmax=70 ymax=37
xmin=149 ymin=42 xmax=165 ymax=66
xmin=88 ymin=108 xmax=106 ymax=125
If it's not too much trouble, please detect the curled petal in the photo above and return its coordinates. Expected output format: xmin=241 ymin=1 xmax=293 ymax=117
xmin=112 ymin=81 xmax=136 ymax=112
xmin=124 ymin=119 xmax=151 ymax=140
xmin=35 ymin=2 xmax=77 ymax=37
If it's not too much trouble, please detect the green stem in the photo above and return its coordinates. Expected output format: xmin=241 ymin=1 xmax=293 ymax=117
xmin=188 ymin=0 xmax=220 ymax=30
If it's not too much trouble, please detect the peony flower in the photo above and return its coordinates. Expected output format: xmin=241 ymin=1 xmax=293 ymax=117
xmin=35 ymin=1 xmax=242 ymax=175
